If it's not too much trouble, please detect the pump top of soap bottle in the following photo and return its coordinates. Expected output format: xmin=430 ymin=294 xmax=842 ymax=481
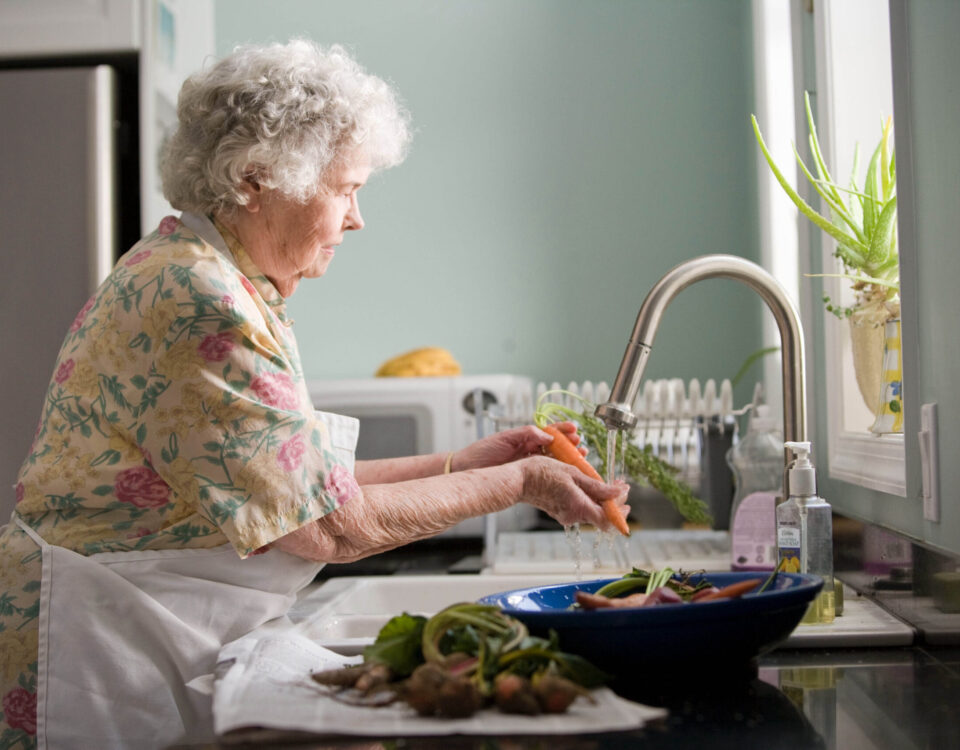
xmin=785 ymin=441 xmax=817 ymax=497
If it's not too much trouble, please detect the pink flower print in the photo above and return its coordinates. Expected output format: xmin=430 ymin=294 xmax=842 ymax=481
xmin=240 ymin=275 xmax=258 ymax=298
xmin=325 ymin=465 xmax=359 ymax=507
xmin=114 ymin=466 xmax=170 ymax=508
xmin=250 ymin=372 xmax=299 ymax=410
xmin=277 ymin=434 xmax=306 ymax=472
xmin=158 ymin=215 xmax=179 ymax=236
xmin=198 ymin=332 xmax=235 ymax=362
xmin=221 ymin=294 xmax=236 ymax=308
xmin=3 ymin=687 xmax=37 ymax=735
xmin=54 ymin=358 xmax=75 ymax=384
xmin=127 ymin=527 xmax=152 ymax=539
xmin=69 ymin=296 xmax=96 ymax=333
xmin=15 ymin=482 xmax=24 ymax=505
xmin=124 ymin=249 xmax=152 ymax=267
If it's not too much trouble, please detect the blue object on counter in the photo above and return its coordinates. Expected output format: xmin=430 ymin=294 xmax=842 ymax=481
xmin=478 ymin=572 xmax=823 ymax=683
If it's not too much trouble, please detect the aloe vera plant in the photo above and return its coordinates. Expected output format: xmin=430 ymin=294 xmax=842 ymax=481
xmin=752 ymin=92 xmax=899 ymax=322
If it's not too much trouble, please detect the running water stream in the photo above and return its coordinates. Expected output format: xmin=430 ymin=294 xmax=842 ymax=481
xmin=564 ymin=426 xmax=631 ymax=579
xmin=606 ymin=427 xmax=619 ymax=484
xmin=563 ymin=523 xmax=582 ymax=580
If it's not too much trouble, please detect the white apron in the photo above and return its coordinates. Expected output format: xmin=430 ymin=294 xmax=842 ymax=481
xmin=16 ymin=411 xmax=358 ymax=749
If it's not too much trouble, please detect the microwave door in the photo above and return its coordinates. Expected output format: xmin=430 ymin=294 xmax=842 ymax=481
xmin=347 ymin=406 xmax=435 ymax=460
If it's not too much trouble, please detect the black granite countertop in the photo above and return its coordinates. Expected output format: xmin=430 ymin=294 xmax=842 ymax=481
xmin=180 ymin=529 xmax=960 ymax=749
xmin=193 ymin=645 xmax=959 ymax=750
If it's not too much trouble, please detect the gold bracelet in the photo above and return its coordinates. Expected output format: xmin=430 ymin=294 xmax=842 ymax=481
xmin=443 ymin=451 xmax=455 ymax=474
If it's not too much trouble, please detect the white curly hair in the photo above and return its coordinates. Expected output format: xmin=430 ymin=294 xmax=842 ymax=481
xmin=160 ymin=39 xmax=412 ymax=215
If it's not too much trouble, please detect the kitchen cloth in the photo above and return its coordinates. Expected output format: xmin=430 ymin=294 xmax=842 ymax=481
xmin=212 ymin=629 xmax=666 ymax=738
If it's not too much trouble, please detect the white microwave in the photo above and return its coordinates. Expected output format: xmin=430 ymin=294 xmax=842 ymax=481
xmin=307 ymin=374 xmax=538 ymax=537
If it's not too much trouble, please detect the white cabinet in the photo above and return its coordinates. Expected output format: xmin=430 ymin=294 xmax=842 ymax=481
xmin=0 ymin=0 xmax=214 ymax=233
xmin=0 ymin=1 xmax=141 ymax=56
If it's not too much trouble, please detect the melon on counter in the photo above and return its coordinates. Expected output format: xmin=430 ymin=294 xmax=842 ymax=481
xmin=375 ymin=347 xmax=462 ymax=377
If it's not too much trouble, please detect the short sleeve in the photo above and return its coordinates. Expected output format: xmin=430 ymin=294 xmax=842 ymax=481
xmin=127 ymin=251 xmax=357 ymax=556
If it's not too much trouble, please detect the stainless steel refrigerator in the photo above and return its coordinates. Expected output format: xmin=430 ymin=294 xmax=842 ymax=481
xmin=0 ymin=62 xmax=140 ymax=521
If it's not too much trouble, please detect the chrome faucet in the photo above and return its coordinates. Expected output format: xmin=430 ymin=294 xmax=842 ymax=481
xmin=595 ymin=254 xmax=807 ymax=453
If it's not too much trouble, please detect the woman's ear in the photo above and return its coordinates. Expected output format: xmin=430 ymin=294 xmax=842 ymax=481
xmin=238 ymin=175 xmax=263 ymax=213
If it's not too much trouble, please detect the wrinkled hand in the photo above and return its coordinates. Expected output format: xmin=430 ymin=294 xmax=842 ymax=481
xmin=452 ymin=422 xmax=587 ymax=472
xmin=518 ymin=455 xmax=630 ymax=531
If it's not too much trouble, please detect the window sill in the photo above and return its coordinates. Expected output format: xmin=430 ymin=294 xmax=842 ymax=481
xmin=828 ymin=429 xmax=906 ymax=497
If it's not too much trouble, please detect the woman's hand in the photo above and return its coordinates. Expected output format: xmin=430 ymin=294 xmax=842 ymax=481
xmin=276 ymin=449 xmax=631 ymax=564
xmin=517 ymin=455 xmax=630 ymax=530
xmin=451 ymin=422 xmax=586 ymax=472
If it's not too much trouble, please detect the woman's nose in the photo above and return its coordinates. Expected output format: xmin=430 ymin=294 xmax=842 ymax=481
xmin=345 ymin=197 xmax=364 ymax=231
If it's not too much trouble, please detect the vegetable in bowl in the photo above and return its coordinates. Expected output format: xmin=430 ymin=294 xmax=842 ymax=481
xmin=477 ymin=567 xmax=821 ymax=684
xmin=572 ymin=566 xmax=775 ymax=610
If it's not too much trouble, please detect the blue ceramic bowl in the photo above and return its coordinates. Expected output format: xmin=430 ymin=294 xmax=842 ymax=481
xmin=478 ymin=572 xmax=823 ymax=681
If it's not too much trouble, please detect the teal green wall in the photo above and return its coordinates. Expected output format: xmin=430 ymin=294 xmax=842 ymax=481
xmin=215 ymin=0 xmax=763 ymax=402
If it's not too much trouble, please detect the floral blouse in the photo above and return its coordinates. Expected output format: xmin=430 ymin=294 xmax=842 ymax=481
xmin=0 ymin=214 xmax=358 ymax=745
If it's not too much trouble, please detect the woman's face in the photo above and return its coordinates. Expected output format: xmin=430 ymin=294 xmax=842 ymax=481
xmin=233 ymin=158 xmax=372 ymax=297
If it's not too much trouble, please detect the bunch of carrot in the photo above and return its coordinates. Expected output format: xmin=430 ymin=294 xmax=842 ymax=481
xmin=533 ymin=396 xmax=630 ymax=537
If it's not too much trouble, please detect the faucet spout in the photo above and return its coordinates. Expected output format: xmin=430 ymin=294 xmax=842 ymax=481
xmin=595 ymin=254 xmax=807 ymax=448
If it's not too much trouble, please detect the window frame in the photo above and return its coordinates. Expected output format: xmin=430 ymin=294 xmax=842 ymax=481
xmin=809 ymin=0 xmax=907 ymax=497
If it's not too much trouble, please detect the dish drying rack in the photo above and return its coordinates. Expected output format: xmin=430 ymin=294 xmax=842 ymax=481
xmin=476 ymin=377 xmax=748 ymax=572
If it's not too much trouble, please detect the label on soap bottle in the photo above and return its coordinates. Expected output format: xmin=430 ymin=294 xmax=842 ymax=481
xmin=777 ymin=525 xmax=801 ymax=573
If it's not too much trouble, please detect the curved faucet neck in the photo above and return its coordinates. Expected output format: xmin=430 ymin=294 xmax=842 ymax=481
xmin=596 ymin=254 xmax=807 ymax=447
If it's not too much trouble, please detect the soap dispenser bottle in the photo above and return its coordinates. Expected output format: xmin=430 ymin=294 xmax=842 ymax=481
xmin=776 ymin=441 xmax=835 ymax=624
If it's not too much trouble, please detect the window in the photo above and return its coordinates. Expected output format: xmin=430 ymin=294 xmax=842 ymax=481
xmin=812 ymin=0 xmax=905 ymax=495
xmin=753 ymin=0 xmax=905 ymax=496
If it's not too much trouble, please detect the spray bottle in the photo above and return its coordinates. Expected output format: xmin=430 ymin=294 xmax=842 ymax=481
xmin=776 ymin=441 xmax=835 ymax=624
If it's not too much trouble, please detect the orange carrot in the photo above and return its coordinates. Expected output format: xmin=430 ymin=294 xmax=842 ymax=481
xmin=693 ymin=578 xmax=763 ymax=602
xmin=575 ymin=590 xmax=649 ymax=610
xmin=541 ymin=424 xmax=630 ymax=536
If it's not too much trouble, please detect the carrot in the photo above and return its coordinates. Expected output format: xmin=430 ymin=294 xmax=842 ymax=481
xmin=575 ymin=590 xmax=650 ymax=610
xmin=541 ymin=424 xmax=630 ymax=536
xmin=693 ymin=578 xmax=763 ymax=602
xmin=574 ymin=591 xmax=617 ymax=609
xmin=541 ymin=424 xmax=602 ymax=479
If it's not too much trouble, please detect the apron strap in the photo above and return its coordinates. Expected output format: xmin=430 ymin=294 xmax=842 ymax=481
xmin=14 ymin=514 xmax=47 ymax=548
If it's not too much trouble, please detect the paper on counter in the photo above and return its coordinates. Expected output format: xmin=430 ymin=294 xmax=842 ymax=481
xmin=213 ymin=632 xmax=666 ymax=738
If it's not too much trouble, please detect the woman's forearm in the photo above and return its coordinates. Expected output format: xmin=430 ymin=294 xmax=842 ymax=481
xmin=353 ymin=453 xmax=451 ymax=485
xmin=275 ymin=463 xmax=519 ymax=563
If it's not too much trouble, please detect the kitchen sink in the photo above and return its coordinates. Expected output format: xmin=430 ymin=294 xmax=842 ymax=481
xmin=288 ymin=574 xmax=915 ymax=655
xmin=291 ymin=573 xmax=590 ymax=653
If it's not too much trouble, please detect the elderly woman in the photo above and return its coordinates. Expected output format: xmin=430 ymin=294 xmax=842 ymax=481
xmin=0 ymin=40 xmax=627 ymax=748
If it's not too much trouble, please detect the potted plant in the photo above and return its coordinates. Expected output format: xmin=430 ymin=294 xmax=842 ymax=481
xmin=752 ymin=92 xmax=900 ymax=423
